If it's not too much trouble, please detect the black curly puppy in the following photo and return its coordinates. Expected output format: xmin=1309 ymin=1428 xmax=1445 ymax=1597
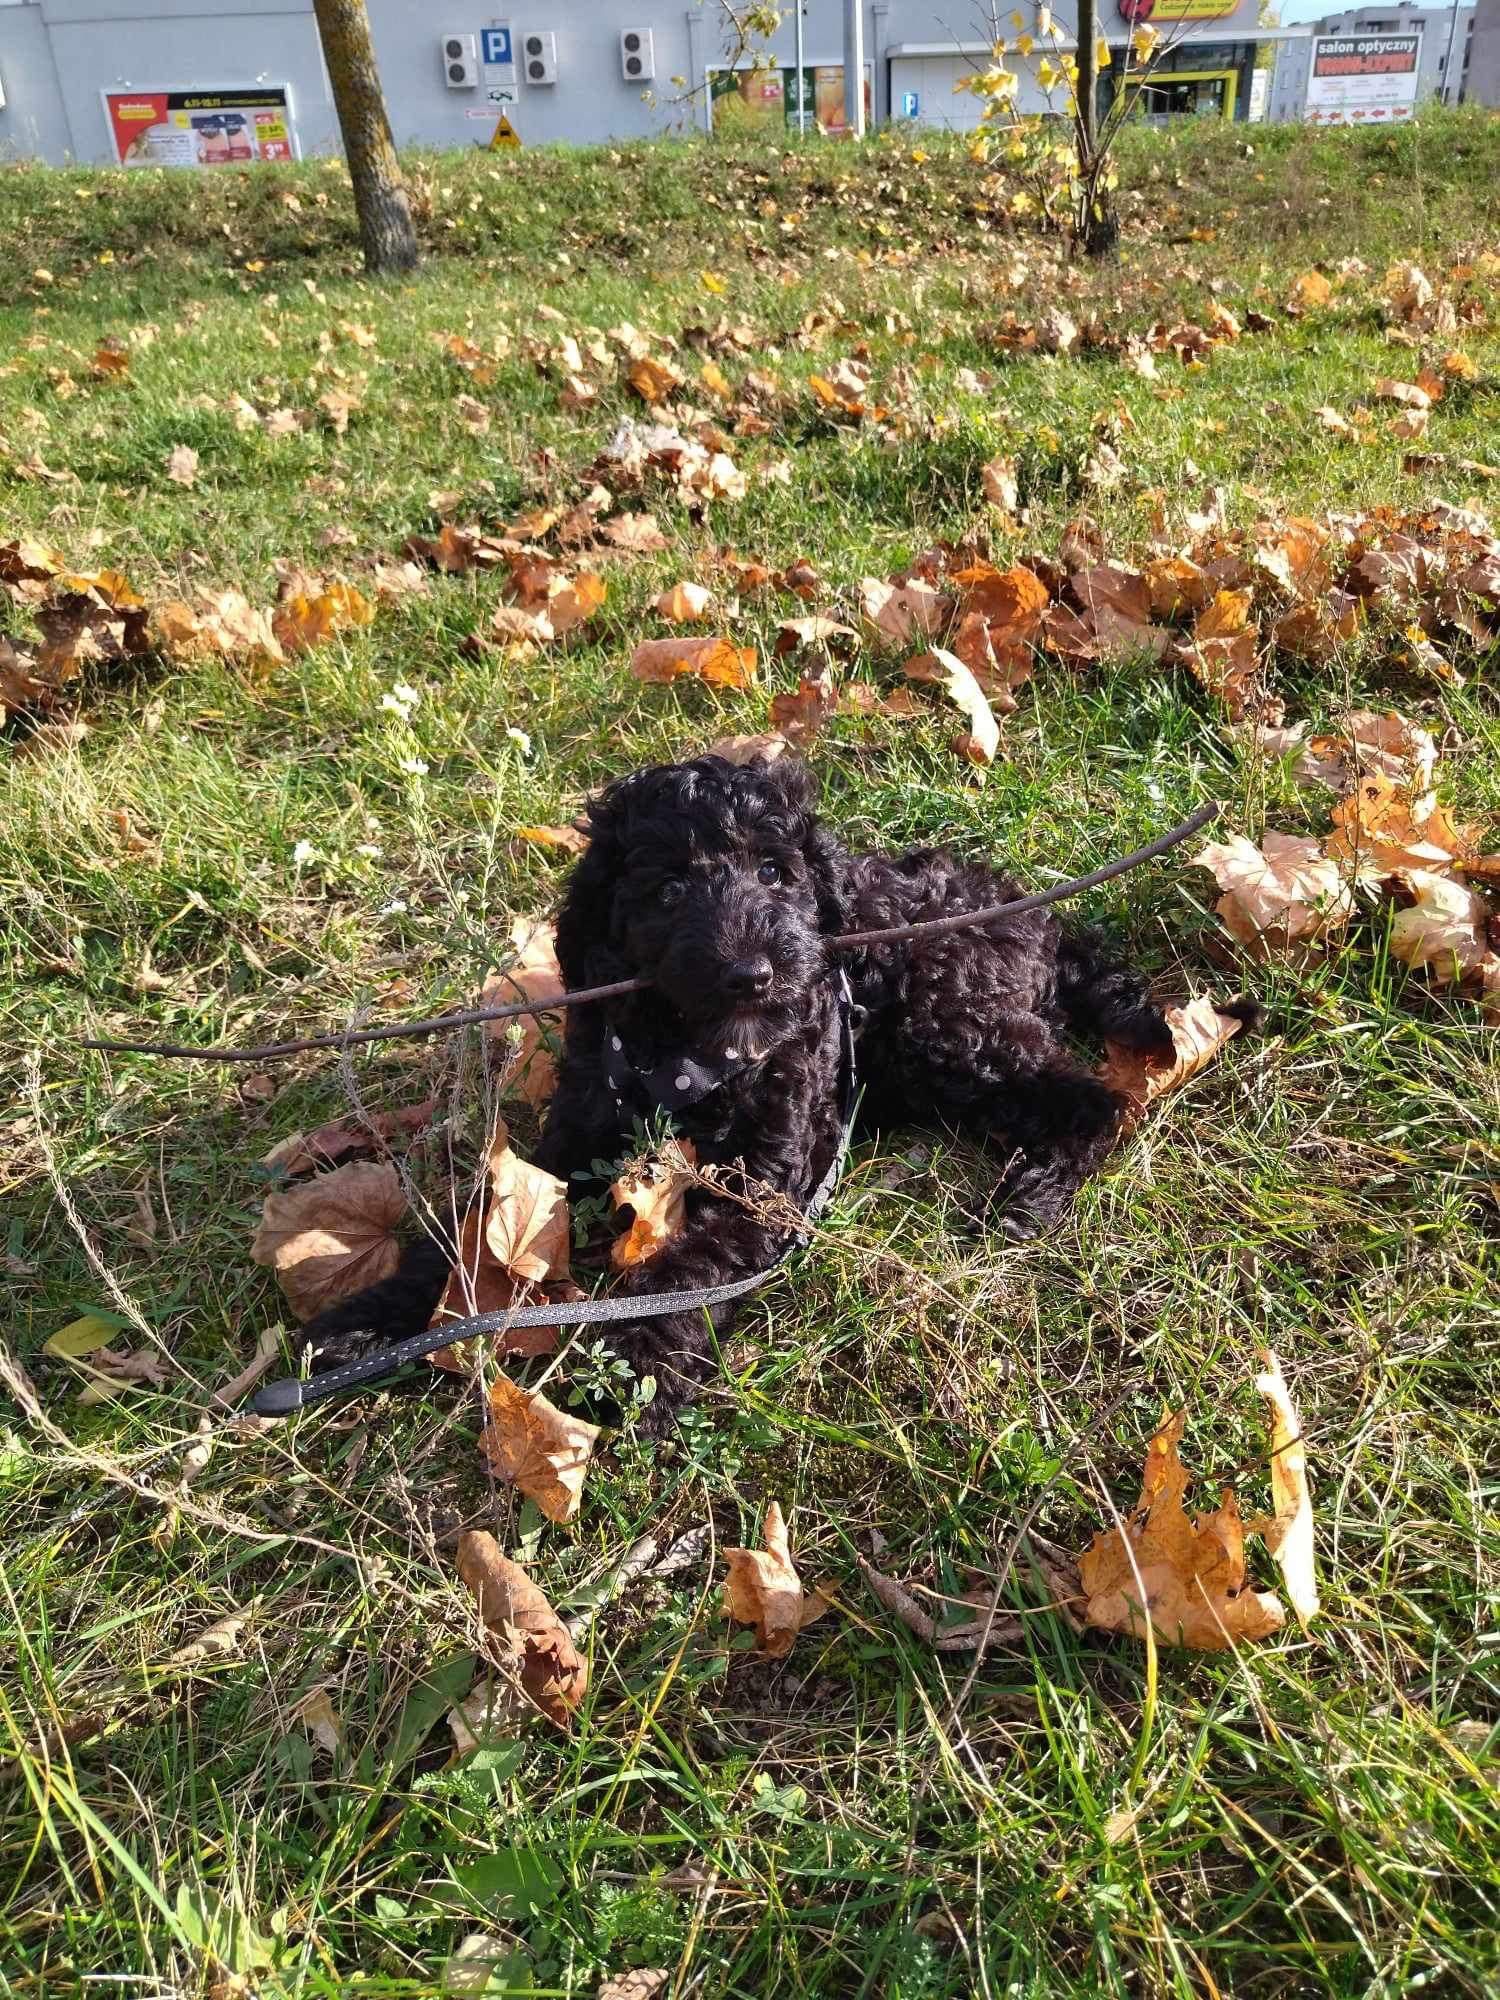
xmin=298 ymin=753 xmax=1178 ymax=1424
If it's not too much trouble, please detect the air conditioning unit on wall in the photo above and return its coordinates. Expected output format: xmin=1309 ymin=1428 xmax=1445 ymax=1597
xmin=441 ymin=32 xmax=479 ymax=89
xmin=620 ymin=28 xmax=655 ymax=83
xmin=522 ymin=30 xmax=558 ymax=85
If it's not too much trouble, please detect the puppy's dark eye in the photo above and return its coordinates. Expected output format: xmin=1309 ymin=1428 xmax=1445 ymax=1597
xmin=756 ymin=859 xmax=782 ymax=886
xmin=657 ymin=877 xmax=686 ymax=908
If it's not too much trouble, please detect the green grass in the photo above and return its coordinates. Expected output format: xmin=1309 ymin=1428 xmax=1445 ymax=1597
xmin=2 ymin=110 xmax=1498 ymax=1998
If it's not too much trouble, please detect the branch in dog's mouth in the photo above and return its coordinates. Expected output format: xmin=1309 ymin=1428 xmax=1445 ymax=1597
xmin=77 ymin=802 xmax=1221 ymax=1065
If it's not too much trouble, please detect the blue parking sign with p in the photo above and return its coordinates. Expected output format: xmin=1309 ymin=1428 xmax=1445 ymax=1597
xmin=901 ymin=90 xmax=920 ymax=118
xmin=482 ymin=26 xmax=512 ymax=64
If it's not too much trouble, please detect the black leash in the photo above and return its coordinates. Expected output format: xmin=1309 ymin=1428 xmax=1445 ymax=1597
xmin=250 ymin=973 xmax=861 ymax=1416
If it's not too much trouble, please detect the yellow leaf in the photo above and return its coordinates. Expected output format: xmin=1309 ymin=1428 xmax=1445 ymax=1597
xmin=701 ymin=270 xmax=727 ymax=295
xmin=903 ymin=646 xmax=1001 ymax=767
xmin=1288 ymin=269 xmax=1332 ymax=310
xmin=44 ymin=1314 xmax=121 ymax=1358
xmin=655 ymin=580 xmax=715 ymax=622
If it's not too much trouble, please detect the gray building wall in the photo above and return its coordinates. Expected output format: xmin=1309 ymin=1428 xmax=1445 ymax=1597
xmin=0 ymin=0 xmax=73 ymax=161
xmin=1468 ymin=0 xmax=1500 ymax=100
xmin=0 ymin=0 xmax=1273 ymax=165
xmin=1267 ymin=2 xmax=1478 ymax=121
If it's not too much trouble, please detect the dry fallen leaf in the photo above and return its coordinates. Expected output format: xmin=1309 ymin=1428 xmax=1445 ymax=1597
xmin=1195 ymin=832 xmax=1354 ymax=957
xmin=1387 ymin=869 xmax=1496 ymax=986
xmin=456 ymin=1529 xmax=588 ymax=1727
xmin=656 ymin=580 xmax=714 ymax=621
xmin=1300 ymin=709 xmax=1437 ymax=796
xmin=250 ymin=1161 xmax=408 ymax=1320
xmin=1253 ymin=1349 xmax=1320 ymax=1626
xmin=517 ymin=823 xmax=590 ymax=854
xmin=597 ymin=1973 xmax=669 ymax=2000
xmin=1327 ymin=775 xmax=1475 ymax=876
xmin=1077 ymin=1410 xmax=1286 ymax=1651
xmin=903 ymin=646 xmax=1000 ymax=767
xmin=292 ymin=1687 xmax=344 ymax=1756
xmin=1373 ymin=378 xmax=1432 ymax=411
xmin=1099 ymin=996 xmax=1246 ymax=1129
xmin=271 ymin=579 xmax=374 ymax=656
xmin=481 ymin=1374 xmax=600 ymax=1524
xmin=768 ymin=670 xmax=839 ymax=749
xmin=483 ymin=1121 xmax=570 ymax=1284
xmin=165 ymin=444 xmax=200 ymax=488
xmin=722 ymin=1501 xmax=830 ymax=1659
xmin=981 ymin=454 xmax=1020 ymax=513
xmin=610 ymin=1138 xmax=697 ymax=1268
xmin=481 ymin=915 xmax=566 ymax=1108
xmin=260 ymin=1100 xmax=435 ymax=1179
xmin=705 ymin=731 xmax=791 ymax=765
xmin=859 ymin=575 xmax=950 ymax=647
xmin=629 ymin=636 xmax=757 ymax=689
xmin=627 ymin=355 xmax=681 ymax=406
xmin=1288 ymin=269 xmax=1332 ymax=311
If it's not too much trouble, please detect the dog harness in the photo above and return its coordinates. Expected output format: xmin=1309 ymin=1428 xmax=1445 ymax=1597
xmin=252 ymin=973 xmax=859 ymax=1413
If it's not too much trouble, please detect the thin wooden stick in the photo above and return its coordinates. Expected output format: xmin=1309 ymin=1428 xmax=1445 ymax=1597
xmin=76 ymin=802 xmax=1219 ymax=1065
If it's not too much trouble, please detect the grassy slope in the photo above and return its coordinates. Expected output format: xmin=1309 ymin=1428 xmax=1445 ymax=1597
xmin=2 ymin=111 xmax=1498 ymax=1998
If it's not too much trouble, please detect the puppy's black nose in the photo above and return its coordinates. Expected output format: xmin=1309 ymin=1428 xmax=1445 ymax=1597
xmin=723 ymin=955 xmax=773 ymax=999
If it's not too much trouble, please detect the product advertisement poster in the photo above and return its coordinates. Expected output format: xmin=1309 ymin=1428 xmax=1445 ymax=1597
xmin=103 ymin=87 xmax=298 ymax=168
xmin=1305 ymin=35 xmax=1421 ymax=122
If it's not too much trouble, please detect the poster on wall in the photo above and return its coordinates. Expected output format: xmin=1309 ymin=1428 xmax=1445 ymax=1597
xmin=709 ymin=66 xmax=872 ymax=134
xmin=1304 ymin=34 xmax=1421 ymax=123
xmin=103 ymin=87 xmax=298 ymax=168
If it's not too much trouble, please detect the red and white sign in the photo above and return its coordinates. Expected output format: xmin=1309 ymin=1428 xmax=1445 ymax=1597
xmin=103 ymin=86 xmax=298 ymax=167
xmin=1305 ymin=34 xmax=1421 ymax=124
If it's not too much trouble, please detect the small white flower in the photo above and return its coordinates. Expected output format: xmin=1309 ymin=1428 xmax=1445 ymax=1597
xmin=378 ymin=897 xmax=409 ymax=915
xmin=381 ymin=681 xmax=421 ymax=719
xmin=398 ymin=755 xmax=429 ymax=777
xmin=355 ymin=842 xmax=383 ymax=859
xmin=1145 ymin=779 xmax=1165 ymax=803
xmin=506 ymin=726 xmax=532 ymax=756
xmin=292 ymin=840 xmax=318 ymax=867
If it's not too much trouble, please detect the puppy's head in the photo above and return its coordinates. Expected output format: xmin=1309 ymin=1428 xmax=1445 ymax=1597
xmin=556 ymin=755 xmax=842 ymax=1055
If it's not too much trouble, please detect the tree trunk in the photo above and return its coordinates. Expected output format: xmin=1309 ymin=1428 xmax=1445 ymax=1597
xmin=311 ymin=0 xmax=420 ymax=275
xmin=1073 ymin=0 xmax=1117 ymax=257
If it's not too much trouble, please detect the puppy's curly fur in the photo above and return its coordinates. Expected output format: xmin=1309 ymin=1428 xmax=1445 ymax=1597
xmin=300 ymin=755 xmax=1177 ymax=1425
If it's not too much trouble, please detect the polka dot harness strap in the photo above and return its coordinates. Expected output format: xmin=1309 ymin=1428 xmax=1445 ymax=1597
xmin=600 ymin=1025 xmax=759 ymax=1113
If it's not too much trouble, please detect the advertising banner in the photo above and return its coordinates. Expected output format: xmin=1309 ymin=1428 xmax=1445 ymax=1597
xmin=103 ymin=87 xmax=298 ymax=168
xmin=1118 ymin=0 xmax=1238 ymax=23
xmin=710 ymin=65 xmax=872 ymax=134
xmin=1305 ymin=34 xmax=1421 ymax=122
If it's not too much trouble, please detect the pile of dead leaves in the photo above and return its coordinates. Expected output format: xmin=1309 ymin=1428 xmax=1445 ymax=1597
xmin=1198 ymin=708 xmax=1497 ymax=1013
xmin=0 ymin=536 xmax=388 ymax=733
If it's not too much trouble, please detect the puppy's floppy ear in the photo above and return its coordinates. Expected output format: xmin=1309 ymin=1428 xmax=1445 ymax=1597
xmin=763 ymin=755 xmax=845 ymax=935
xmin=803 ymin=821 xmax=848 ymax=936
xmin=756 ymin=752 xmax=815 ymax=816
xmin=553 ymin=770 xmax=641 ymax=987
